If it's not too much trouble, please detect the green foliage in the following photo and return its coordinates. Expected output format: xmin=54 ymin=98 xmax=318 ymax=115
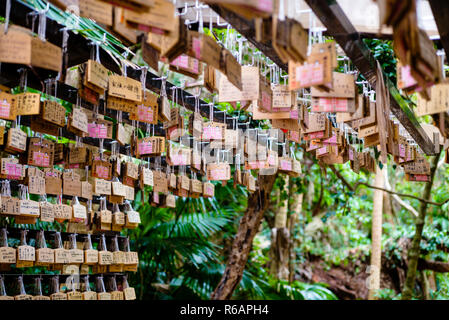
xmin=363 ymin=39 xmax=397 ymax=84
xmin=259 ymin=279 xmax=337 ymax=300
xmin=13 ymin=3 xmax=449 ymax=300
xmin=374 ymin=288 xmax=401 ymax=300
xmin=24 ymin=0 xmax=131 ymax=62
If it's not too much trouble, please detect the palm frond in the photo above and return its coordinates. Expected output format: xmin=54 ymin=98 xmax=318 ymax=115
xmin=152 ymin=211 xmax=230 ymax=239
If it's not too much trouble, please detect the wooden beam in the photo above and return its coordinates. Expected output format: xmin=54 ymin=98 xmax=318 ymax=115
xmin=208 ymin=5 xmax=287 ymax=70
xmin=1 ymin=0 xmax=241 ymax=128
xmin=418 ymin=258 xmax=449 ymax=273
xmin=426 ymin=1 xmax=449 ymax=140
xmin=429 ymin=0 xmax=449 ymax=59
xmin=304 ymin=0 xmax=437 ymax=155
xmin=210 ymin=2 xmax=437 ymax=154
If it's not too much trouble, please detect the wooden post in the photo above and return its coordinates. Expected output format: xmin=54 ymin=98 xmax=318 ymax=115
xmin=368 ymin=164 xmax=384 ymax=300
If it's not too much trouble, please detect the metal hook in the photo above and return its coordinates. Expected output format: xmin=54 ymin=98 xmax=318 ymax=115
xmin=280 ymin=73 xmax=289 ymax=85
xmin=176 ymin=3 xmax=188 ymax=16
xmin=216 ymin=13 xmax=228 ymax=27
xmin=185 ymin=10 xmax=199 ymax=25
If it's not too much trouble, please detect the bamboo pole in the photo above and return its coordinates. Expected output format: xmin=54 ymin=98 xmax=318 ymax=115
xmin=368 ymin=164 xmax=385 ymax=300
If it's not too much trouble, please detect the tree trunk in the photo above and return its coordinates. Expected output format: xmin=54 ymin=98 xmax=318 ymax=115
xmin=368 ymin=164 xmax=384 ymax=300
xmin=288 ymin=189 xmax=303 ymax=283
xmin=211 ymin=173 xmax=277 ymax=300
xmin=306 ymin=176 xmax=314 ymax=209
xmin=428 ymin=272 xmax=437 ymax=292
xmin=401 ymin=153 xmax=440 ymax=300
xmin=419 ymin=271 xmax=430 ymax=300
xmin=383 ymin=193 xmax=395 ymax=225
xmin=266 ymin=182 xmax=280 ymax=271
xmin=269 ymin=174 xmax=290 ymax=280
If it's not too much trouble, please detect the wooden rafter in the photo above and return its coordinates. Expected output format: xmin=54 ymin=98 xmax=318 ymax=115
xmin=1 ymin=0 xmax=239 ymax=128
xmin=208 ymin=4 xmax=287 ymax=70
xmin=304 ymin=0 xmax=438 ymax=155
xmin=429 ymin=0 xmax=449 ymax=59
xmin=428 ymin=0 xmax=449 ymax=139
xmin=210 ymin=1 xmax=438 ymax=155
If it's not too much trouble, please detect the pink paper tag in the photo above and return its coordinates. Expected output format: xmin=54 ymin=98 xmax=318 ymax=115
xmin=406 ymin=153 xmax=412 ymax=162
xmin=305 ymin=131 xmax=325 ymax=140
xmin=298 ymin=63 xmax=323 ymax=87
xmin=280 ymin=159 xmax=292 ymax=171
xmin=0 ymin=99 xmax=10 ymax=118
xmin=5 ymin=162 xmax=21 ymax=178
xmin=167 ymin=126 xmax=179 ymax=139
xmin=137 ymin=24 xmax=151 ymax=32
xmin=268 ymin=154 xmax=277 ymax=166
xmin=323 ymin=135 xmax=337 ymax=145
xmin=349 ymin=149 xmax=354 ymax=161
xmin=171 ymin=55 xmax=189 ymax=69
xmin=289 ymin=131 xmax=300 ymax=142
xmin=191 ymin=58 xmax=199 ymax=74
xmin=151 ymin=27 xmax=165 ymax=35
xmin=312 ymin=98 xmax=349 ymax=112
xmin=401 ymin=65 xmax=417 ymax=88
xmin=248 ymin=161 xmax=265 ymax=169
xmin=88 ymin=123 xmax=108 ymax=138
xmin=138 ymin=142 xmax=153 ymax=155
xmin=87 ymin=123 xmax=97 ymax=137
xmin=98 ymin=124 xmax=108 ymax=138
xmin=399 ymin=144 xmax=406 ymax=158
xmin=311 ymin=63 xmax=324 ymax=85
xmin=316 ymin=146 xmax=328 ymax=156
xmin=256 ymin=0 xmax=273 ymax=12
xmin=137 ymin=105 xmax=154 ymax=122
xmin=33 ymin=151 xmax=50 ymax=167
xmin=261 ymin=91 xmax=272 ymax=111
xmin=46 ymin=171 xmax=58 ymax=177
xmin=413 ymin=175 xmax=429 ymax=181
xmin=203 ymin=126 xmax=222 ymax=140
xmin=171 ymin=153 xmax=187 ymax=166
xmin=96 ymin=166 xmax=109 ymax=179
xmin=205 ymin=185 xmax=213 ymax=195
xmin=210 ymin=168 xmax=227 ymax=180
xmin=290 ymin=109 xmax=299 ymax=119
xmin=192 ymin=37 xmax=201 ymax=60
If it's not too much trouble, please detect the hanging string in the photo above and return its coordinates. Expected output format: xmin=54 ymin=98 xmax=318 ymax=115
xmin=161 ymin=77 xmax=167 ymax=97
xmin=37 ymin=3 xmax=49 ymax=42
xmin=1 ymin=180 xmax=11 ymax=197
xmin=122 ymin=60 xmax=127 ymax=78
xmin=278 ymin=0 xmax=286 ymax=21
xmin=18 ymin=68 xmax=28 ymax=92
xmin=209 ymin=103 xmax=213 ymax=123
xmin=99 ymin=138 xmax=104 ymax=160
xmin=140 ymin=66 xmax=148 ymax=99
xmin=194 ymin=94 xmax=200 ymax=114
xmin=4 ymin=0 xmax=11 ymax=34
xmin=58 ymin=28 xmax=69 ymax=81
xmin=96 ymin=41 xmax=101 ymax=63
